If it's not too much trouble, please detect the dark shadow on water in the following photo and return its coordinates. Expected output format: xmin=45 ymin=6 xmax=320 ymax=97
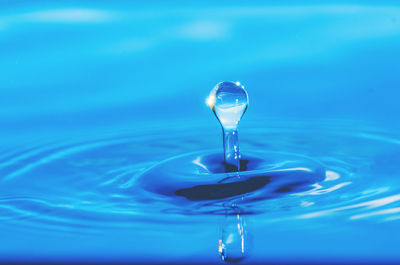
xmin=174 ymin=174 xmax=314 ymax=202
xmin=175 ymin=176 xmax=270 ymax=201
xmin=137 ymin=151 xmax=325 ymax=208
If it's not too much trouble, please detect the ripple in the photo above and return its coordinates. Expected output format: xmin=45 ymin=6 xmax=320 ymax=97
xmin=137 ymin=150 xmax=325 ymax=205
xmin=0 ymin=126 xmax=399 ymax=231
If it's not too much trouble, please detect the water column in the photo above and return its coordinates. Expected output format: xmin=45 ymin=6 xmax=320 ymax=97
xmin=207 ymin=81 xmax=249 ymax=172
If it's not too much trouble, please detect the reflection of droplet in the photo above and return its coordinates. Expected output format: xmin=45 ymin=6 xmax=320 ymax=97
xmin=207 ymin=82 xmax=249 ymax=172
xmin=218 ymin=210 xmax=248 ymax=263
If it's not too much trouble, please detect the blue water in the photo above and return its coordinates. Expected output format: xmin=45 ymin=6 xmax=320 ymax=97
xmin=1 ymin=1 xmax=400 ymax=264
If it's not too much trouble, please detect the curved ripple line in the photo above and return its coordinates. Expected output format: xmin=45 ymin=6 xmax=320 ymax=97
xmin=0 ymin=143 xmax=59 ymax=167
xmin=293 ymin=182 xmax=352 ymax=196
xmin=100 ymin=162 xmax=153 ymax=187
xmin=2 ymin=138 xmax=130 ymax=180
xmin=357 ymin=132 xmax=400 ymax=145
xmin=350 ymin=207 xmax=400 ymax=220
xmin=0 ymin=197 xmax=77 ymax=221
xmin=297 ymin=194 xmax=400 ymax=219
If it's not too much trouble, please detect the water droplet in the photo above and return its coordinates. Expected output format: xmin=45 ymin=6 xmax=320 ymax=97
xmin=207 ymin=81 xmax=249 ymax=172
xmin=207 ymin=81 xmax=248 ymax=130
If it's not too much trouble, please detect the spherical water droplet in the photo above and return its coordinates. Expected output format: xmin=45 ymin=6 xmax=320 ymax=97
xmin=207 ymin=81 xmax=249 ymax=130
